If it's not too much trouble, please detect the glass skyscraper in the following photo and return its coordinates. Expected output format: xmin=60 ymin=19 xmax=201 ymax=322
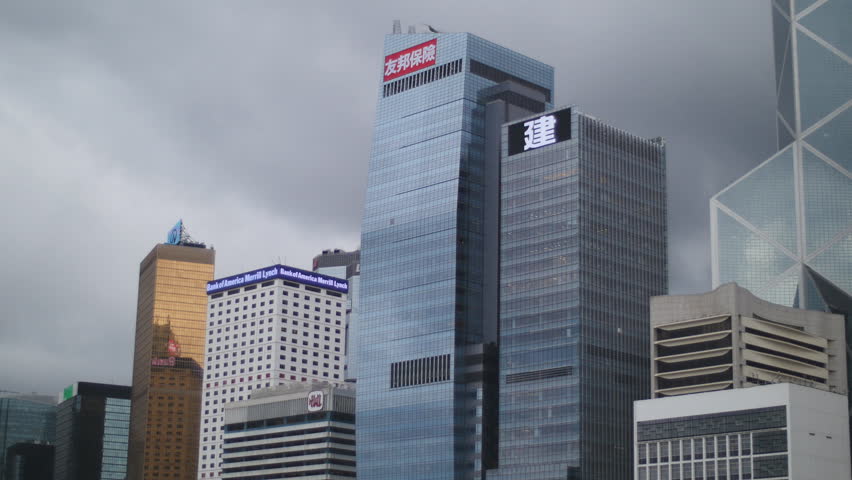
xmin=358 ymin=30 xmax=553 ymax=480
xmin=711 ymin=0 xmax=852 ymax=312
xmin=490 ymin=108 xmax=666 ymax=480
xmin=127 ymin=236 xmax=215 ymax=480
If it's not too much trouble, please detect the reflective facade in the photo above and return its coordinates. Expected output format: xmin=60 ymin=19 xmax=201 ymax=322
xmin=0 ymin=393 xmax=55 ymax=480
xmin=128 ymin=244 xmax=215 ymax=480
xmin=54 ymin=382 xmax=132 ymax=480
xmin=710 ymin=0 xmax=852 ymax=442
xmin=492 ymin=109 xmax=666 ymax=480
xmin=358 ymin=32 xmax=553 ymax=480
xmin=711 ymin=0 xmax=852 ymax=310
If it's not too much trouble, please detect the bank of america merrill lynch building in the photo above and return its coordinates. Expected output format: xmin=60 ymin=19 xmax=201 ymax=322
xmin=358 ymin=30 xmax=666 ymax=480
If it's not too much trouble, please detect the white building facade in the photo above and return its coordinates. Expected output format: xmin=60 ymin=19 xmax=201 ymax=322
xmin=197 ymin=265 xmax=349 ymax=479
xmin=634 ymin=383 xmax=850 ymax=480
xmin=220 ymin=382 xmax=355 ymax=479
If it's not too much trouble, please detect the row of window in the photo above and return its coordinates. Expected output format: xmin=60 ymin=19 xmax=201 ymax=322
xmin=390 ymin=354 xmax=451 ymax=388
xmin=639 ymin=433 xmax=754 ymax=464
xmin=638 ymin=457 xmax=754 ymax=480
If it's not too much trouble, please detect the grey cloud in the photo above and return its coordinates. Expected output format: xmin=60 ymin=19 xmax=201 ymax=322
xmin=0 ymin=0 xmax=777 ymax=392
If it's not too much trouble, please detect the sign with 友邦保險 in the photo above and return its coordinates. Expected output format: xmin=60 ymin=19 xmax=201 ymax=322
xmin=383 ymin=39 xmax=437 ymax=82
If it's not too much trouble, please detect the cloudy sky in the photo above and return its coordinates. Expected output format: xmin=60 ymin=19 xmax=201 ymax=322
xmin=0 ymin=1 xmax=777 ymax=394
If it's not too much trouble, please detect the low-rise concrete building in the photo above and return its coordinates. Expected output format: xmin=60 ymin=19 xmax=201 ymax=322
xmin=650 ymin=283 xmax=846 ymax=398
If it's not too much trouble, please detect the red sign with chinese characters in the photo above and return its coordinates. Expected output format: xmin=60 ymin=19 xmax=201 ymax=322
xmin=307 ymin=390 xmax=324 ymax=412
xmin=168 ymin=339 xmax=181 ymax=355
xmin=383 ymin=39 xmax=437 ymax=82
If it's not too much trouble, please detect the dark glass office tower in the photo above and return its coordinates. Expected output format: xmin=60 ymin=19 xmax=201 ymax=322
xmin=358 ymin=29 xmax=553 ymax=480
xmin=0 ymin=393 xmax=55 ymax=480
xmin=4 ymin=442 xmax=53 ymax=480
xmin=54 ymin=382 xmax=131 ymax=480
xmin=491 ymin=108 xmax=667 ymax=480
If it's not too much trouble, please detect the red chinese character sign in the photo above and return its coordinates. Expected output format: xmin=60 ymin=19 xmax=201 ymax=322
xmin=383 ymin=39 xmax=437 ymax=82
xmin=307 ymin=390 xmax=324 ymax=412
xmin=168 ymin=339 xmax=181 ymax=356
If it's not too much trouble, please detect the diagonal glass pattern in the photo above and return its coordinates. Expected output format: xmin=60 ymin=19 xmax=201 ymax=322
xmin=799 ymin=0 xmax=852 ymax=58
xmin=795 ymin=27 xmax=852 ymax=130
xmin=716 ymin=209 xmax=796 ymax=294
xmin=716 ymin=146 xmax=798 ymax=253
xmin=756 ymin=266 xmax=800 ymax=306
xmin=803 ymin=267 xmax=829 ymax=311
xmin=774 ymin=0 xmax=792 ymax=17
xmin=805 ymin=105 xmax=852 ymax=174
xmin=809 ymin=232 xmax=852 ymax=295
xmin=778 ymin=117 xmax=795 ymax=148
xmin=802 ymin=148 xmax=852 ymax=254
xmin=796 ymin=0 xmax=822 ymax=14
xmin=772 ymin=4 xmax=792 ymax=92
xmin=777 ymin=32 xmax=797 ymax=129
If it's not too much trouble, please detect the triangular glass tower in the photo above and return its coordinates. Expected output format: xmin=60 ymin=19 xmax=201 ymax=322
xmin=710 ymin=0 xmax=852 ymax=442
xmin=711 ymin=0 xmax=852 ymax=313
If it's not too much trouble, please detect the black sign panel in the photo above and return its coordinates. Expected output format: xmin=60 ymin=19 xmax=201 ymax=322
xmin=508 ymin=108 xmax=572 ymax=156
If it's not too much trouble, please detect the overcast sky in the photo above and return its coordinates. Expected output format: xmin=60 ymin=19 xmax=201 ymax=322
xmin=0 ymin=1 xmax=777 ymax=394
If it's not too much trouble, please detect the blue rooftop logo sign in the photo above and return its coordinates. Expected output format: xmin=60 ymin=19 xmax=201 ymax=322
xmin=166 ymin=220 xmax=182 ymax=245
xmin=207 ymin=265 xmax=349 ymax=295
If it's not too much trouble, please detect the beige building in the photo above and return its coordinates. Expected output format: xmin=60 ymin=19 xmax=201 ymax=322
xmin=650 ymin=283 xmax=846 ymax=398
xmin=128 ymin=241 xmax=215 ymax=480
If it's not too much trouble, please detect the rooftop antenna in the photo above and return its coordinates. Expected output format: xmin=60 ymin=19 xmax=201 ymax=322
xmin=407 ymin=25 xmax=416 ymax=34
xmin=392 ymin=20 xmax=401 ymax=34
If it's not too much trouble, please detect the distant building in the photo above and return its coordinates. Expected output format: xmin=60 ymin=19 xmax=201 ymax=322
xmin=53 ymin=382 xmax=131 ymax=480
xmin=0 ymin=392 xmax=55 ymax=480
xmin=651 ymin=283 xmax=847 ymax=398
xmin=312 ymin=249 xmax=359 ymax=281
xmin=127 ymin=221 xmax=215 ymax=480
xmin=634 ymin=383 xmax=851 ymax=480
xmin=313 ymin=249 xmax=360 ymax=381
xmin=221 ymin=382 xmax=355 ymax=479
xmin=4 ymin=442 xmax=54 ymax=480
xmin=198 ymin=265 xmax=349 ymax=479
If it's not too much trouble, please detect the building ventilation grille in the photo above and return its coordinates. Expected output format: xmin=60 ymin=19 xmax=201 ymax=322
xmin=506 ymin=366 xmax=572 ymax=384
xmin=390 ymin=354 xmax=451 ymax=388
xmin=382 ymin=59 xmax=463 ymax=98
